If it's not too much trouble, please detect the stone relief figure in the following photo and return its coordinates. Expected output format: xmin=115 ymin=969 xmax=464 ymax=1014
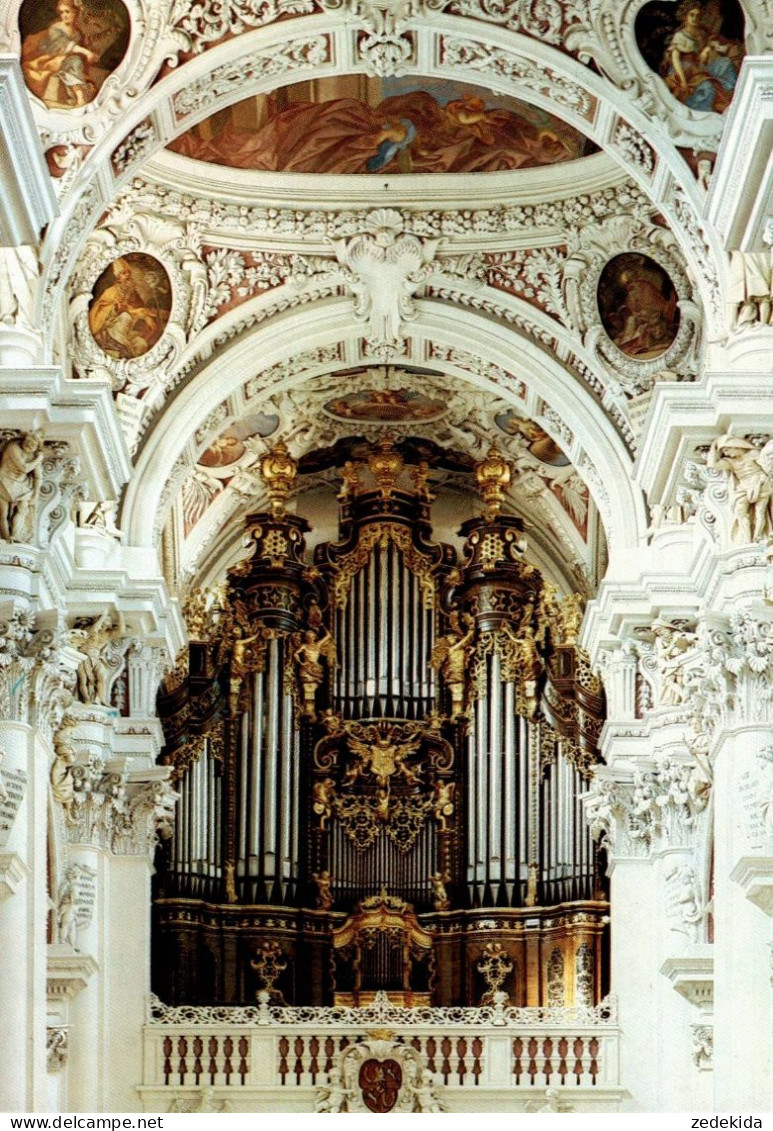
xmin=707 ymin=434 xmax=773 ymax=543
xmin=50 ymin=720 xmax=78 ymax=816
xmin=666 ymin=860 xmax=705 ymax=939
xmin=0 ymin=431 xmax=44 ymax=543
xmin=57 ymin=866 xmax=80 ymax=949
xmin=757 ymin=747 xmax=773 ymax=837
xmin=727 ymin=250 xmax=772 ymax=329
xmin=70 ymin=611 xmax=126 ymax=706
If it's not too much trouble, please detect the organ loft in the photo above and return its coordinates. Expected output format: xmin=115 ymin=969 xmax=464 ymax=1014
xmin=155 ymin=437 xmax=607 ymax=1009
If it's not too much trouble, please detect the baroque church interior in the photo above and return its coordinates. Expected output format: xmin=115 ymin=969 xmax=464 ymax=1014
xmin=1 ymin=0 xmax=772 ymax=1114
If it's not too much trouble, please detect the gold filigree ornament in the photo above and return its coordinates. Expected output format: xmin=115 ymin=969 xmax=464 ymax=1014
xmin=331 ymin=522 xmax=437 ymax=610
xmin=368 ymin=437 xmax=404 ymax=499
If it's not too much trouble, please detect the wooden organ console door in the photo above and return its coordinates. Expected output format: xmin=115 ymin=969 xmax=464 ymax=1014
xmin=154 ymin=439 xmax=608 ymax=1008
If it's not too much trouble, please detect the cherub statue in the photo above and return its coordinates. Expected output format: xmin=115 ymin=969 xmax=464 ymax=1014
xmin=312 ymin=869 xmax=334 ymax=910
xmin=412 ymin=1068 xmax=445 ymax=1112
xmin=0 ymin=431 xmax=44 ymax=543
xmin=315 ymin=1066 xmax=349 ymax=1113
xmin=312 ymin=778 xmax=335 ymax=830
xmin=430 ymin=871 xmax=450 ymax=911
xmin=432 ymin=779 xmax=455 ymax=832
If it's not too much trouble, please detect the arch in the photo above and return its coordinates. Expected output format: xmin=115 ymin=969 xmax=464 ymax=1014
xmin=121 ymin=296 xmax=648 ymax=557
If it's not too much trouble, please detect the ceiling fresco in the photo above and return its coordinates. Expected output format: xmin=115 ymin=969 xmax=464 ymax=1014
xmin=168 ymin=75 xmax=597 ymax=175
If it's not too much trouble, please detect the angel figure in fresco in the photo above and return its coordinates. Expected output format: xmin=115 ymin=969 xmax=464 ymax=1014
xmin=662 ymin=1 xmax=744 ymax=114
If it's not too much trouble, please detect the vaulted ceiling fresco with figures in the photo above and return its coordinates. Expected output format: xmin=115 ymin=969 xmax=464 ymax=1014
xmin=168 ymin=76 xmax=597 ymax=174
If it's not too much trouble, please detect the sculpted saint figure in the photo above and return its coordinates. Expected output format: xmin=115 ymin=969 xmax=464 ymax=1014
xmin=0 ymin=432 xmax=44 ymax=543
xmin=707 ymin=434 xmax=773 ymax=543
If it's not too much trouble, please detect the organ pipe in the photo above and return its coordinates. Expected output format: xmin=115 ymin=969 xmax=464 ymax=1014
xmin=155 ymin=439 xmax=608 ymax=1007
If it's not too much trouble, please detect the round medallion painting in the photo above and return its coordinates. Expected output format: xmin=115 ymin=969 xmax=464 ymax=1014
xmin=634 ymin=0 xmax=745 ymax=115
xmin=88 ymin=254 xmax=172 ymax=361
xmin=20 ymin=0 xmax=130 ymax=111
xmin=597 ymin=253 xmax=680 ymax=360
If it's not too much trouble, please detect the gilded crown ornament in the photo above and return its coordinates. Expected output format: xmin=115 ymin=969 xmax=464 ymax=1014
xmin=259 ymin=441 xmax=298 ymax=516
xmin=475 ymin=444 xmax=513 ymax=520
xmin=369 ymin=437 xmax=404 ymax=499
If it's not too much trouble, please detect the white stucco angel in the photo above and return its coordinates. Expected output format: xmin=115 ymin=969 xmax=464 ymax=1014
xmin=0 ymin=431 xmax=44 ymax=543
xmin=314 ymin=1067 xmax=349 ymax=1113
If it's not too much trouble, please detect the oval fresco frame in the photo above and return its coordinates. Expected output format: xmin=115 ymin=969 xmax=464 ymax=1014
xmin=580 ymin=240 xmax=698 ymax=389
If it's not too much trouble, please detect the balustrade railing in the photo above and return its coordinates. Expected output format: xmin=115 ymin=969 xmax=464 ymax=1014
xmin=142 ymin=992 xmax=620 ymax=1095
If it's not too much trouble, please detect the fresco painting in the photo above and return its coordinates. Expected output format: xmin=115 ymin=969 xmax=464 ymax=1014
xmin=597 ymin=252 xmax=680 ymax=360
xmin=494 ymin=413 xmax=571 ymax=468
xmin=323 ymin=388 xmax=446 ymax=422
xmin=88 ymin=253 xmax=172 ymax=360
xmin=198 ymin=412 xmax=280 ymax=470
xmin=635 ymin=0 xmax=745 ymax=113
xmin=169 ymin=76 xmax=596 ymax=175
xmin=20 ymin=0 xmax=130 ymax=110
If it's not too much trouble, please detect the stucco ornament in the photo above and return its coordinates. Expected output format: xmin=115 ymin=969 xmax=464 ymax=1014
xmin=315 ymin=1034 xmax=446 ymax=1112
xmin=292 ymin=209 xmax=483 ymax=355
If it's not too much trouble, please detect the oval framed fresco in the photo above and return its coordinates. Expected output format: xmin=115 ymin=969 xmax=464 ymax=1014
xmin=19 ymin=0 xmax=130 ymax=111
xmin=88 ymin=254 xmax=172 ymax=361
xmin=597 ymin=253 xmax=680 ymax=361
xmin=634 ymin=0 xmax=745 ymax=115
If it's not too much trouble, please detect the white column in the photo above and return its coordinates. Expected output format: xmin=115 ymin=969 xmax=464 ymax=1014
xmin=713 ymin=725 xmax=773 ymax=1113
xmin=0 ymin=721 xmax=49 ymax=1111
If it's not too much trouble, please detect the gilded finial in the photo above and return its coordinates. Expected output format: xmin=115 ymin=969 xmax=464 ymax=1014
xmin=475 ymin=444 xmax=513 ymax=520
xmin=259 ymin=441 xmax=298 ymax=516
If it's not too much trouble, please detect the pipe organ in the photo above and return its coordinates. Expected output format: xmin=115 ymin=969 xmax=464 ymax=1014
xmin=154 ymin=440 xmax=607 ymax=1008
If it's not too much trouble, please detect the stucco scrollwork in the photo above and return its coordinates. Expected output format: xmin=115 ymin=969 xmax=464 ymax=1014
xmin=440 ymin=34 xmax=596 ymax=119
xmin=172 ymin=35 xmax=331 ymax=120
xmin=292 ymin=209 xmax=484 ymax=355
xmin=172 ymin=0 xmax=317 ymax=52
